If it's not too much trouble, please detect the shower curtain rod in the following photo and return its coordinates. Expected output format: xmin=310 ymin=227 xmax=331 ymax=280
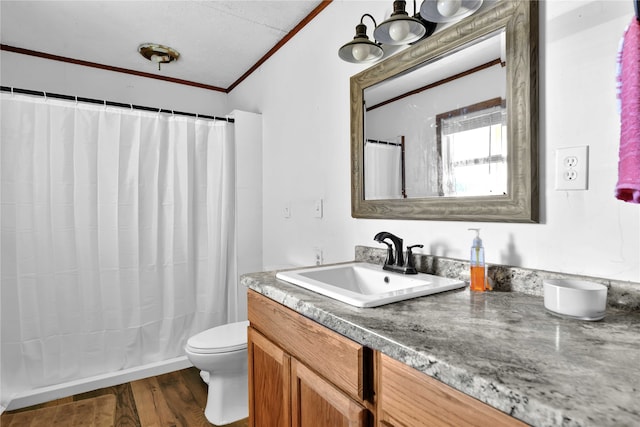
xmin=367 ymin=138 xmax=402 ymax=147
xmin=0 ymin=86 xmax=234 ymax=123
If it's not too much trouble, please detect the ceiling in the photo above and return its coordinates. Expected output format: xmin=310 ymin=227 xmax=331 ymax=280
xmin=0 ymin=1 xmax=328 ymax=92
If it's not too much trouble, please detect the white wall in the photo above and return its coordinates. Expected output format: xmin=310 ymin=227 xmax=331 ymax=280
xmin=228 ymin=0 xmax=640 ymax=283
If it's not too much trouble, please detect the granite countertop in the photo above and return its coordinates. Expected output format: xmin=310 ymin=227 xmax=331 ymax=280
xmin=242 ymin=268 xmax=640 ymax=427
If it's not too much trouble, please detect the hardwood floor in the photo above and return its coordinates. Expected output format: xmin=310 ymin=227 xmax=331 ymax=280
xmin=1 ymin=368 xmax=249 ymax=427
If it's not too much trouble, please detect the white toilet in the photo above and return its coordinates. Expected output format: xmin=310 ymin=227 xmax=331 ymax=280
xmin=185 ymin=320 xmax=249 ymax=425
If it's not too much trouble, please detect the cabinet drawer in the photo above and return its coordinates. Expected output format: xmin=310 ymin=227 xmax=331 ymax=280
xmin=248 ymin=290 xmax=371 ymax=402
xmin=378 ymin=353 xmax=526 ymax=427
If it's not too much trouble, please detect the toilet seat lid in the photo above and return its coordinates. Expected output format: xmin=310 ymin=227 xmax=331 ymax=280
xmin=186 ymin=320 xmax=249 ymax=354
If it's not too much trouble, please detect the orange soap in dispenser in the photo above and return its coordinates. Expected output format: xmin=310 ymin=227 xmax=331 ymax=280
xmin=468 ymin=228 xmax=486 ymax=292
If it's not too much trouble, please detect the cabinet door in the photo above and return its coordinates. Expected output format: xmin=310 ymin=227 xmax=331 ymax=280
xmin=291 ymin=358 xmax=369 ymax=427
xmin=248 ymin=290 xmax=371 ymax=402
xmin=378 ymin=353 xmax=526 ymax=427
xmin=248 ymin=327 xmax=291 ymax=427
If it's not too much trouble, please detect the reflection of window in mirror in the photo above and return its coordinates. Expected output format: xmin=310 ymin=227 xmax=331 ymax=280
xmin=436 ymin=98 xmax=507 ymax=197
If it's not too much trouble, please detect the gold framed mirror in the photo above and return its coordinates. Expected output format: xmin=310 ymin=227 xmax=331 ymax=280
xmin=350 ymin=0 xmax=538 ymax=222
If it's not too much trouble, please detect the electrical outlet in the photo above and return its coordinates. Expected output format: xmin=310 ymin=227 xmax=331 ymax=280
xmin=564 ymin=156 xmax=578 ymax=168
xmin=555 ymin=146 xmax=588 ymax=190
xmin=283 ymin=202 xmax=291 ymax=218
xmin=314 ymin=247 xmax=323 ymax=265
xmin=564 ymin=169 xmax=578 ymax=181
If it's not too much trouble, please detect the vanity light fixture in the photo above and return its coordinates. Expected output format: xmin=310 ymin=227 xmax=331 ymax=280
xmin=374 ymin=0 xmax=428 ymax=45
xmin=338 ymin=1 xmax=437 ymax=64
xmin=138 ymin=43 xmax=180 ymax=70
xmin=338 ymin=14 xmax=384 ymax=64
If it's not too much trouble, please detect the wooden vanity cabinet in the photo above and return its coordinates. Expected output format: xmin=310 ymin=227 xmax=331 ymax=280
xmin=248 ymin=289 xmax=525 ymax=427
xmin=376 ymin=353 xmax=527 ymax=427
xmin=247 ymin=290 xmax=373 ymax=427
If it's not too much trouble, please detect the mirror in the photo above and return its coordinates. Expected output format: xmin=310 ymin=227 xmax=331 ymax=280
xmin=351 ymin=0 xmax=538 ymax=222
xmin=365 ymin=30 xmax=507 ymax=200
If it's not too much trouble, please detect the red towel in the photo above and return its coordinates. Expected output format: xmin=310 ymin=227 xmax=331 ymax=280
xmin=616 ymin=18 xmax=640 ymax=203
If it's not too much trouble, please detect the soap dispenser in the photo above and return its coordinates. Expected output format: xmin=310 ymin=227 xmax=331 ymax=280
xmin=468 ymin=228 xmax=486 ymax=292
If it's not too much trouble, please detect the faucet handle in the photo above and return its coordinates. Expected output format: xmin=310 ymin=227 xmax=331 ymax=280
xmin=380 ymin=241 xmax=395 ymax=266
xmin=404 ymin=244 xmax=424 ymax=269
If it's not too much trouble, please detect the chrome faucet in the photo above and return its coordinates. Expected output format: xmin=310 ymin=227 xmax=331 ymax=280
xmin=373 ymin=232 xmax=422 ymax=275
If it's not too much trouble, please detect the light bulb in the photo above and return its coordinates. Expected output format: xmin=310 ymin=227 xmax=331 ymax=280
xmin=436 ymin=0 xmax=462 ymax=17
xmin=388 ymin=20 xmax=410 ymax=42
xmin=352 ymin=44 xmax=370 ymax=61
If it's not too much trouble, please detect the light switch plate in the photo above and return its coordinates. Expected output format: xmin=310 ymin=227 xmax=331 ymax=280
xmin=555 ymin=146 xmax=588 ymax=190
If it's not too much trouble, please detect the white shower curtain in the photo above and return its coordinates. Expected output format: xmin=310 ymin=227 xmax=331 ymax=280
xmin=364 ymin=142 xmax=402 ymax=200
xmin=0 ymin=93 xmax=236 ymax=409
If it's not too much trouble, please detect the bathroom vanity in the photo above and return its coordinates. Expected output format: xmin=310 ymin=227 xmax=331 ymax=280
xmin=247 ymin=289 xmax=524 ymax=426
xmin=243 ymin=267 xmax=640 ymax=427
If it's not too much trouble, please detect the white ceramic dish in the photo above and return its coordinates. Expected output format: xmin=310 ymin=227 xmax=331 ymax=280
xmin=543 ymin=279 xmax=607 ymax=321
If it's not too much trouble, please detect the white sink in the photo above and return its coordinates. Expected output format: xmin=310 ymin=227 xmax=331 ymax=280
xmin=275 ymin=262 xmax=466 ymax=308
